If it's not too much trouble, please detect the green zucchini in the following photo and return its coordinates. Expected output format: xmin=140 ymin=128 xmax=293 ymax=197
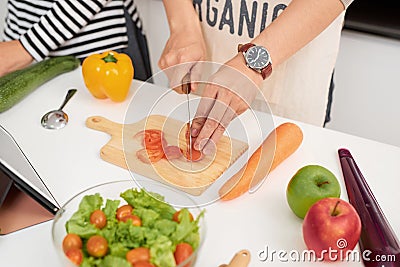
xmin=0 ymin=55 xmax=80 ymax=113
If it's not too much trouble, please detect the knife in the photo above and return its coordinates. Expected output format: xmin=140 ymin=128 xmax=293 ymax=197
xmin=182 ymin=72 xmax=193 ymax=171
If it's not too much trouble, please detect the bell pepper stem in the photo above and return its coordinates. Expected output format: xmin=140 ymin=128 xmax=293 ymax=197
xmin=102 ymin=52 xmax=118 ymax=63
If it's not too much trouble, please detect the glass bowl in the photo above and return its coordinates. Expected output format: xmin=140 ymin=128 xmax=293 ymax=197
xmin=52 ymin=179 xmax=206 ymax=267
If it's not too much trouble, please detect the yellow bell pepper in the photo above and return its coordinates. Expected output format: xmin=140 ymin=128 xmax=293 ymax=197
xmin=82 ymin=51 xmax=134 ymax=102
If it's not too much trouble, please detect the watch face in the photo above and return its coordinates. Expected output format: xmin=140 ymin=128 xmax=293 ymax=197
xmin=245 ymin=46 xmax=270 ymax=70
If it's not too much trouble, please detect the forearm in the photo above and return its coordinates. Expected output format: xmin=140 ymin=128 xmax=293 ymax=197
xmin=162 ymin=0 xmax=201 ymax=32
xmin=253 ymin=0 xmax=345 ymax=66
xmin=20 ymin=0 xmax=112 ymax=61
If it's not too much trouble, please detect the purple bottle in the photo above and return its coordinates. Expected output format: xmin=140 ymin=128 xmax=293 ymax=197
xmin=338 ymin=148 xmax=400 ymax=266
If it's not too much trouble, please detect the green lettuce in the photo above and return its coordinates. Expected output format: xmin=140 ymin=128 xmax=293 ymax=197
xmin=120 ymin=188 xmax=176 ymax=219
xmin=65 ymin=188 xmax=204 ymax=267
xmin=65 ymin=193 xmax=103 ymax=238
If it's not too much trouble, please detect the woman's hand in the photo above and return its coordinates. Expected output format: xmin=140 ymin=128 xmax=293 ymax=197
xmin=191 ymin=53 xmax=264 ymax=155
xmin=158 ymin=23 xmax=206 ymax=93
xmin=0 ymin=40 xmax=33 ymax=77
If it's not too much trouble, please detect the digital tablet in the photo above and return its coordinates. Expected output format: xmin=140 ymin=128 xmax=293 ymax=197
xmin=0 ymin=125 xmax=60 ymax=234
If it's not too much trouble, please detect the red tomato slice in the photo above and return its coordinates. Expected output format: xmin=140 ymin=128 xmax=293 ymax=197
xmin=183 ymin=148 xmax=203 ymax=162
xmin=136 ymin=148 xmax=164 ymax=163
xmin=163 ymin=145 xmax=182 ymax=160
xmin=183 ymin=124 xmax=203 ymax=162
xmin=134 ymin=130 xmax=164 ymax=147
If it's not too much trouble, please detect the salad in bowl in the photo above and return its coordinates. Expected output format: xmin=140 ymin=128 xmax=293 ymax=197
xmin=52 ymin=180 xmax=205 ymax=267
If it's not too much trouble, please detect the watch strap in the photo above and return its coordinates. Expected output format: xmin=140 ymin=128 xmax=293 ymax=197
xmin=238 ymin=43 xmax=273 ymax=80
xmin=237 ymin=43 xmax=255 ymax=53
xmin=261 ymin=63 xmax=272 ymax=80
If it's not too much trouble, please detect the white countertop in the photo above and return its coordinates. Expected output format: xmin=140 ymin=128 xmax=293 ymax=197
xmin=0 ymin=68 xmax=399 ymax=266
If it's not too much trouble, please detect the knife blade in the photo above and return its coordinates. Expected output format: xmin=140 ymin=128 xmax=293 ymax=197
xmin=182 ymin=73 xmax=193 ymax=171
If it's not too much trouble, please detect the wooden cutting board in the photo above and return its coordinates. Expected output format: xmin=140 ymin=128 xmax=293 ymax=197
xmin=86 ymin=115 xmax=248 ymax=195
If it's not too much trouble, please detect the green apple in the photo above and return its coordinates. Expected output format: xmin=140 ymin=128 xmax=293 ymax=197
xmin=286 ymin=165 xmax=341 ymax=219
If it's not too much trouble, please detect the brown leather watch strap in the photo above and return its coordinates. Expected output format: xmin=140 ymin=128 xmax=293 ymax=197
xmin=237 ymin=43 xmax=255 ymax=53
xmin=261 ymin=63 xmax=272 ymax=79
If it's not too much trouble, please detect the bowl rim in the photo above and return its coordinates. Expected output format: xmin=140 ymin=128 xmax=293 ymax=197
xmin=51 ymin=179 xmax=207 ymax=267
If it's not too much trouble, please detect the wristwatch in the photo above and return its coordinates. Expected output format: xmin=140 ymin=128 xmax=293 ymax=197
xmin=238 ymin=43 xmax=272 ymax=80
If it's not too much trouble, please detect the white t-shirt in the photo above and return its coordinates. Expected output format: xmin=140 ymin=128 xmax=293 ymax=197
xmin=193 ymin=0 xmax=345 ymax=126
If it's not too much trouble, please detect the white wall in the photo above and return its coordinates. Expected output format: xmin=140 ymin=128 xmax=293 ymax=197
xmin=327 ymin=31 xmax=400 ymax=147
xmin=136 ymin=0 xmax=169 ymax=86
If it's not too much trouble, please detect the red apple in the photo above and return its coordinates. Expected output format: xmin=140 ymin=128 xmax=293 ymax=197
xmin=302 ymin=197 xmax=361 ymax=261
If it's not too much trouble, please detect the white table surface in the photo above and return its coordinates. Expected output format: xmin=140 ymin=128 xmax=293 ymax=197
xmin=0 ymin=68 xmax=399 ymax=266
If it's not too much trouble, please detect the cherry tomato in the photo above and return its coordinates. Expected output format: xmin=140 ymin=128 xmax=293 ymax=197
xmin=86 ymin=235 xmax=108 ymax=258
xmin=65 ymin=248 xmax=83 ymax=266
xmin=172 ymin=209 xmax=194 ymax=223
xmin=126 ymin=247 xmax=150 ymax=265
xmin=174 ymin=243 xmax=193 ymax=267
xmin=90 ymin=209 xmax=107 ymax=229
xmin=62 ymin=233 xmax=82 ymax=253
xmin=120 ymin=214 xmax=142 ymax=226
xmin=133 ymin=261 xmax=155 ymax=267
xmin=116 ymin=204 xmax=133 ymax=221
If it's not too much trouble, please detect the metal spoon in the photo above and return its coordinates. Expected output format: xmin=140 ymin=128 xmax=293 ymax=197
xmin=41 ymin=89 xmax=77 ymax=130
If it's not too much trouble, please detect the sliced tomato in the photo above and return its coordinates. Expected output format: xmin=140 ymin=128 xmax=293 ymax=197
xmin=182 ymin=148 xmax=203 ymax=162
xmin=183 ymin=124 xmax=203 ymax=162
xmin=143 ymin=130 xmax=163 ymax=145
xmin=163 ymin=145 xmax=182 ymax=160
xmin=134 ymin=130 xmax=165 ymax=147
xmin=136 ymin=148 xmax=164 ymax=163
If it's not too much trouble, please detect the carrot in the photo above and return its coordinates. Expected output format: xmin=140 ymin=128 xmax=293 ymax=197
xmin=219 ymin=122 xmax=303 ymax=201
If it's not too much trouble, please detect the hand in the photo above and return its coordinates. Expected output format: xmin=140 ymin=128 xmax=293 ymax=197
xmin=191 ymin=54 xmax=264 ymax=155
xmin=158 ymin=24 xmax=206 ymax=93
xmin=0 ymin=40 xmax=33 ymax=77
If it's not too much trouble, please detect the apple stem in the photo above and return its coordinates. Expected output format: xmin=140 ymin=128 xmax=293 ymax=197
xmin=317 ymin=181 xmax=330 ymax=187
xmin=331 ymin=200 xmax=341 ymax=216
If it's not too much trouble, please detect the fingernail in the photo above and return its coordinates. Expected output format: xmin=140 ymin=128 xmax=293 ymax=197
xmin=203 ymin=141 xmax=216 ymax=155
xmin=191 ymin=128 xmax=198 ymax=137
xmin=203 ymin=146 xmax=215 ymax=156
xmin=195 ymin=139 xmax=208 ymax=150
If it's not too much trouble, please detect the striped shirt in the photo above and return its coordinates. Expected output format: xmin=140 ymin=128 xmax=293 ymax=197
xmin=2 ymin=0 xmax=143 ymax=61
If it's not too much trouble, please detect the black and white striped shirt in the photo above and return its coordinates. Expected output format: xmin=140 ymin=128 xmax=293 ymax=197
xmin=2 ymin=0 xmax=143 ymax=61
